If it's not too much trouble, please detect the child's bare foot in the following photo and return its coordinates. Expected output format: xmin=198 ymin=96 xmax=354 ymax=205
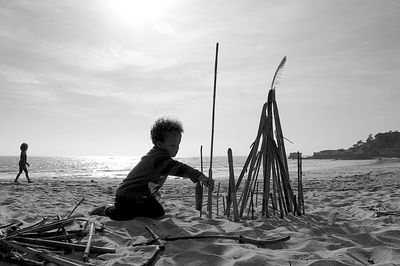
xmin=28 ymin=180 xmax=33 ymax=183
xmin=14 ymin=180 xmax=20 ymax=184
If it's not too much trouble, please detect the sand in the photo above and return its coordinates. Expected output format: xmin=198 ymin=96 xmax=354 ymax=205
xmin=1 ymin=167 xmax=400 ymax=266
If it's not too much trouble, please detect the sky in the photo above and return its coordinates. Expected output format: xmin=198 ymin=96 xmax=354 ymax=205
xmin=1 ymin=0 xmax=399 ymax=157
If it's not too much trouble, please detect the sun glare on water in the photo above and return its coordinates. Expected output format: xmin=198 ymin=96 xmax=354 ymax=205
xmin=105 ymin=0 xmax=173 ymax=26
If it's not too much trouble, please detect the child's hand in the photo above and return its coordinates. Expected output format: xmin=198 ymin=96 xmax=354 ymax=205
xmin=198 ymin=174 xmax=214 ymax=190
xmin=26 ymin=163 xmax=30 ymax=167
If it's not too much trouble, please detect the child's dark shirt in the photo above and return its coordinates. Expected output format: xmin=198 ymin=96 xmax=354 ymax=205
xmin=116 ymin=146 xmax=202 ymax=200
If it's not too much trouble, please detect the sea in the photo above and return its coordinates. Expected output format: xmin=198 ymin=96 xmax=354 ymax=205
xmin=2 ymin=156 xmax=399 ymax=181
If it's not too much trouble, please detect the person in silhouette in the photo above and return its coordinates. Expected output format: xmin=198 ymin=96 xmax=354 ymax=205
xmin=90 ymin=117 xmax=214 ymax=220
xmin=14 ymin=143 xmax=32 ymax=184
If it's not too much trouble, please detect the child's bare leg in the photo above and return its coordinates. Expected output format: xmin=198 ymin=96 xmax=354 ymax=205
xmin=14 ymin=172 xmax=22 ymax=183
xmin=24 ymin=170 xmax=32 ymax=183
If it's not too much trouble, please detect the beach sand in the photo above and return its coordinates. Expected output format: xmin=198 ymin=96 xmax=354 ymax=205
xmin=1 ymin=166 xmax=400 ymax=265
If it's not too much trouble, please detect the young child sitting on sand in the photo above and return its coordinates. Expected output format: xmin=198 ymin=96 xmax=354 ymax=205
xmin=90 ymin=117 xmax=214 ymax=220
xmin=14 ymin=143 xmax=32 ymax=184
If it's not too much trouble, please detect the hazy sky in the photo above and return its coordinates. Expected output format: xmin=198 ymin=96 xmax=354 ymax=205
xmin=1 ymin=0 xmax=399 ymax=157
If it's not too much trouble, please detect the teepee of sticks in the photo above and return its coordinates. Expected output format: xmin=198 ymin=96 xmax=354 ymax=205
xmin=227 ymin=56 xmax=302 ymax=219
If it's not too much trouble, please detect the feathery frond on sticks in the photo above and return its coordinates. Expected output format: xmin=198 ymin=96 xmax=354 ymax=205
xmin=271 ymin=56 xmax=287 ymax=90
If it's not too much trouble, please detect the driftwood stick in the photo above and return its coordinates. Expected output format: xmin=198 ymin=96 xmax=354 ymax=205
xmin=262 ymin=120 xmax=272 ymax=217
xmin=3 ymin=240 xmax=89 ymax=266
xmin=207 ymin=42 xmax=219 ymax=219
xmin=255 ymin=181 xmax=259 ymax=208
xmin=216 ymin=182 xmax=221 ymax=216
xmin=82 ymin=222 xmax=95 ymax=262
xmin=227 ymin=148 xmax=239 ymax=222
xmin=20 ymin=229 xmax=86 ymax=238
xmin=163 ymin=234 xmax=290 ymax=248
xmin=57 ymin=214 xmax=72 ymax=244
xmin=2 ymin=218 xmax=75 ymax=240
xmin=39 ymin=232 xmax=88 ymax=241
xmin=12 ymin=237 xmax=115 ymax=254
xmin=140 ymin=245 xmax=162 ymax=266
xmin=222 ymin=194 xmax=226 ymax=214
xmin=375 ymin=211 xmax=400 ymax=217
xmin=195 ymin=145 xmax=204 ymax=214
xmin=0 ymin=222 xmax=23 ymax=230
xmin=67 ymin=198 xmax=85 ymax=218
xmin=145 ymin=225 xmax=165 ymax=250
xmin=133 ymin=234 xmax=290 ymax=249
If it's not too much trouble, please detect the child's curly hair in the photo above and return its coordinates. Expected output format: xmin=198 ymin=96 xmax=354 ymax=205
xmin=151 ymin=117 xmax=184 ymax=145
xmin=20 ymin=143 xmax=28 ymax=151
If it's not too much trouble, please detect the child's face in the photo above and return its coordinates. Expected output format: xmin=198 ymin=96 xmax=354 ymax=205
xmin=157 ymin=131 xmax=182 ymax=157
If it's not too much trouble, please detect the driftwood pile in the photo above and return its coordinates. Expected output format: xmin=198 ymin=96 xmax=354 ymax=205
xmin=225 ymin=57 xmax=305 ymax=220
xmin=0 ymin=199 xmax=115 ymax=266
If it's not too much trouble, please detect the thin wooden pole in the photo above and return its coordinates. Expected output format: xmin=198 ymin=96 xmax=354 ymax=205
xmin=298 ymin=151 xmax=304 ymax=215
xmin=207 ymin=42 xmax=219 ymax=219
xmin=222 ymin=194 xmax=226 ymax=214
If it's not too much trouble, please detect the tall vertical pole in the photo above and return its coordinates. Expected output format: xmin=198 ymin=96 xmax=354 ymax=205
xmin=208 ymin=42 xmax=219 ymax=219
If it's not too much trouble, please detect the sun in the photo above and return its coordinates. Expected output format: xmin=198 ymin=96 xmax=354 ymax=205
xmin=105 ymin=0 xmax=172 ymax=27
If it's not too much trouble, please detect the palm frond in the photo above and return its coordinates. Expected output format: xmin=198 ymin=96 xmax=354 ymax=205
xmin=271 ymin=56 xmax=287 ymax=90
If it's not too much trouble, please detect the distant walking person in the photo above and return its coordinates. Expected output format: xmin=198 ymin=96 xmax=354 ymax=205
xmin=14 ymin=143 xmax=32 ymax=184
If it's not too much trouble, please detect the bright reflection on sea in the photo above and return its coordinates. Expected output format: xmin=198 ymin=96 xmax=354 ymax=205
xmin=0 ymin=156 xmax=399 ymax=181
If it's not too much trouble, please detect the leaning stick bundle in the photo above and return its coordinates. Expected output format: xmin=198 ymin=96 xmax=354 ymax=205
xmin=239 ymin=105 xmax=268 ymax=218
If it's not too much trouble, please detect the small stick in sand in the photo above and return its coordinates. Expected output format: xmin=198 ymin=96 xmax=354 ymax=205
xmin=67 ymin=197 xmax=85 ymax=218
xmin=227 ymin=148 xmax=239 ymax=222
xmin=82 ymin=222 xmax=95 ymax=262
xmin=222 ymin=194 xmax=226 ymax=214
xmin=57 ymin=214 xmax=72 ymax=244
xmin=375 ymin=211 xmax=400 ymax=217
xmin=141 ymin=245 xmax=163 ymax=266
xmin=216 ymin=182 xmax=221 ymax=216
xmin=195 ymin=145 xmax=204 ymax=215
xmin=145 ymin=225 xmax=165 ymax=250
